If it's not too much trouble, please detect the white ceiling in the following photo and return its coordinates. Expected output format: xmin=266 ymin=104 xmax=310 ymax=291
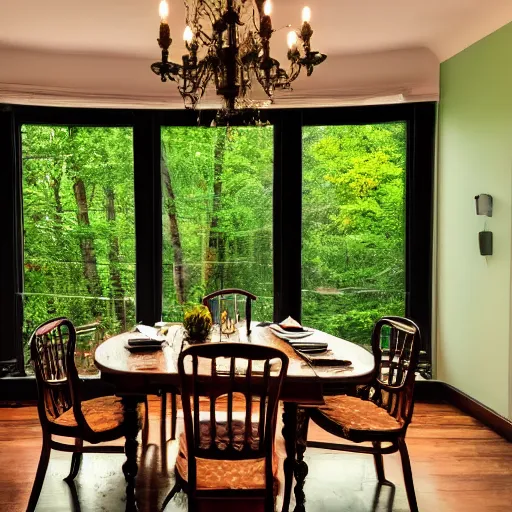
xmin=0 ymin=0 xmax=511 ymax=107
xmin=0 ymin=0 xmax=511 ymax=61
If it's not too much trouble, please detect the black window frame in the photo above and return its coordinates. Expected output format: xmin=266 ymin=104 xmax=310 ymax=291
xmin=299 ymin=104 xmax=436 ymax=369
xmin=0 ymin=102 xmax=435 ymax=394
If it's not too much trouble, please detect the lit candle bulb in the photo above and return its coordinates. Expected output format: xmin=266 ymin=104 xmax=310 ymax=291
xmin=302 ymin=6 xmax=311 ymax=24
xmin=263 ymin=0 xmax=272 ymax=16
xmin=159 ymin=0 xmax=169 ymax=21
xmin=183 ymin=25 xmax=193 ymax=44
xmin=158 ymin=0 xmax=171 ymax=52
xmin=287 ymin=30 xmax=298 ymax=50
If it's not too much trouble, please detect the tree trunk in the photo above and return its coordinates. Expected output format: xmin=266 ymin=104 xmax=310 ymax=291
xmin=51 ymin=172 xmax=64 ymax=225
xmin=73 ymin=177 xmax=103 ymax=309
xmin=161 ymin=144 xmax=186 ymax=304
xmin=105 ymin=187 xmax=126 ymax=329
xmin=68 ymin=127 xmax=103 ymax=316
xmin=205 ymin=128 xmax=228 ymax=289
xmin=48 ymin=168 xmax=65 ymax=303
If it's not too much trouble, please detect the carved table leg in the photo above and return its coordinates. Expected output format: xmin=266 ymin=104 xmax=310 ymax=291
xmin=293 ymin=407 xmax=310 ymax=512
xmin=122 ymin=396 xmax=142 ymax=512
xmin=282 ymin=402 xmax=297 ymax=512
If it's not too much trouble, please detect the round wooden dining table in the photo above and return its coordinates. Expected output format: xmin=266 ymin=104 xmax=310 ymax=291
xmin=94 ymin=322 xmax=375 ymax=512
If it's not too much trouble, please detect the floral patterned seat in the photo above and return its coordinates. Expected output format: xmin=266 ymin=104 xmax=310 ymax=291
xmin=315 ymin=395 xmax=403 ymax=436
xmin=54 ymin=396 xmax=144 ymax=433
xmin=175 ymin=417 xmax=278 ymax=490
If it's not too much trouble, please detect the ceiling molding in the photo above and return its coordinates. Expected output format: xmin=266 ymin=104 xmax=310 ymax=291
xmin=0 ymin=46 xmax=439 ymax=108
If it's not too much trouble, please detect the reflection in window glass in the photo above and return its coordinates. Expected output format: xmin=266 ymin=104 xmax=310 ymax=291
xmin=161 ymin=126 xmax=273 ymax=323
xmin=22 ymin=126 xmax=136 ymax=373
xmin=302 ymin=123 xmax=406 ymax=349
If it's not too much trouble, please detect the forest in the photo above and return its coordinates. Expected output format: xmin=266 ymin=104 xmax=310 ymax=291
xmin=21 ymin=121 xmax=405 ymax=372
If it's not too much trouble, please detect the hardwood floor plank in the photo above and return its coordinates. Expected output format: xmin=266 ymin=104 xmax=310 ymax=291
xmin=0 ymin=402 xmax=511 ymax=511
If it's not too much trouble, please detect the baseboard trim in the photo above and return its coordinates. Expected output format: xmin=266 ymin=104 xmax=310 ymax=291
xmin=415 ymin=380 xmax=512 ymax=442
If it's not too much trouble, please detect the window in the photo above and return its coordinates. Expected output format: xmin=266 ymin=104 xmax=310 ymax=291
xmin=21 ymin=125 xmax=136 ymax=373
xmin=161 ymin=126 xmax=274 ymax=322
xmin=302 ymin=123 xmax=407 ymax=349
xmin=0 ymin=104 xmax=434 ymax=383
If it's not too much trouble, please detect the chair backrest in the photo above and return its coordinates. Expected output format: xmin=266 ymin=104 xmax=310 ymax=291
xmin=30 ymin=318 xmax=76 ymax=425
xmin=30 ymin=317 xmax=87 ymax=433
xmin=369 ymin=316 xmax=421 ymax=431
xmin=202 ymin=288 xmax=257 ymax=336
xmin=178 ymin=342 xmax=288 ymax=491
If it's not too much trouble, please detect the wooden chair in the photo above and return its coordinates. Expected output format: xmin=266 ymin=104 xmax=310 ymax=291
xmin=161 ymin=342 xmax=288 ymax=512
xmin=27 ymin=317 xmax=148 ymax=512
xmin=202 ymin=288 xmax=257 ymax=337
xmin=160 ymin=289 xmax=257 ymax=469
xmin=297 ymin=316 xmax=421 ymax=512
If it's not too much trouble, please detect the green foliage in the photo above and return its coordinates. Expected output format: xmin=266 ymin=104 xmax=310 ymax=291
xmin=302 ymin=123 xmax=406 ymax=346
xmin=21 ymin=120 xmax=406 ymax=370
xmin=22 ymin=125 xmax=136 ymax=371
xmin=161 ymin=126 xmax=273 ymax=321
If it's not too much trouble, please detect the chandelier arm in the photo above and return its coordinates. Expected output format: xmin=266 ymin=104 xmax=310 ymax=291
xmin=211 ymin=0 xmax=225 ymax=20
xmin=198 ymin=1 xmax=217 ymax=26
xmin=239 ymin=62 xmax=252 ymax=99
xmin=251 ymin=9 xmax=259 ymax=32
xmin=254 ymin=72 xmax=273 ymax=100
xmin=165 ymin=71 xmax=179 ymax=83
xmin=200 ymin=67 xmax=215 ymax=99
xmin=182 ymin=64 xmax=213 ymax=109
xmin=197 ymin=29 xmax=214 ymax=44
xmin=210 ymin=0 xmax=222 ymax=14
xmin=286 ymin=62 xmax=302 ymax=85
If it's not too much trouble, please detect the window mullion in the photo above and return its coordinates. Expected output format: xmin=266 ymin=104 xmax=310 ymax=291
xmin=0 ymin=107 xmax=24 ymax=376
xmin=134 ymin=112 xmax=163 ymax=325
xmin=273 ymin=110 xmax=303 ymax=323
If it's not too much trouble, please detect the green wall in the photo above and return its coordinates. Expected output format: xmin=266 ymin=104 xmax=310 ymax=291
xmin=437 ymin=23 xmax=512 ymax=419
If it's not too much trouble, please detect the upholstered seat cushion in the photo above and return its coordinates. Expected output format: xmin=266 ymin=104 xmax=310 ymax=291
xmin=175 ymin=419 xmax=277 ymax=490
xmin=53 ymin=396 xmax=138 ymax=433
xmin=315 ymin=395 xmax=403 ymax=434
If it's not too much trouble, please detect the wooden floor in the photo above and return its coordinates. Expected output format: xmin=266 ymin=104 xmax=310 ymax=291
xmin=0 ymin=400 xmax=511 ymax=512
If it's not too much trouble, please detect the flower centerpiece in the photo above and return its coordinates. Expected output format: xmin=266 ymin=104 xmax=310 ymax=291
xmin=183 ymin=304 xmax=212 ymax=343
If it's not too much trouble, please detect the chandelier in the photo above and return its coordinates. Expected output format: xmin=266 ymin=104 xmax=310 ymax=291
xmin=151 ymin=0 xmax=327 ymax=111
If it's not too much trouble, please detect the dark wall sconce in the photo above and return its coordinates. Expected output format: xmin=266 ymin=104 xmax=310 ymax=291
xmin=479 ymin=231 xmax=493 ymax=256
xmin=475 ymin=194 xmax=493 ymax=217
xmin=475 ymin=194 xmax=493 ymax=256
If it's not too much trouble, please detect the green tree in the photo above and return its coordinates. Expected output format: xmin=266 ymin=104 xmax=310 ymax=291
xmin=302 ymin=123 xmax=406 ymax=346
xmin=22 ymin=125 xmax=135 ymax=370
xmin=21 ymin=120 xmax=407 ymax=370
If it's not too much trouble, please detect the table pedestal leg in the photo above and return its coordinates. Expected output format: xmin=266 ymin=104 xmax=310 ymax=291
xmin=122 ymin=396 xmax=141 ymax=512
xmin=293 ymin=407 xmax=310 ymax=512
xmin=282 ymin=402 xmax=297 ymax=512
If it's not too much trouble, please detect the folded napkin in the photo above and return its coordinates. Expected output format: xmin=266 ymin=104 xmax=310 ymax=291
xmin=135 ymin=324 xmax=166 ymax=342
xmin=278 ymin=316 xmax=304 ymax=332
